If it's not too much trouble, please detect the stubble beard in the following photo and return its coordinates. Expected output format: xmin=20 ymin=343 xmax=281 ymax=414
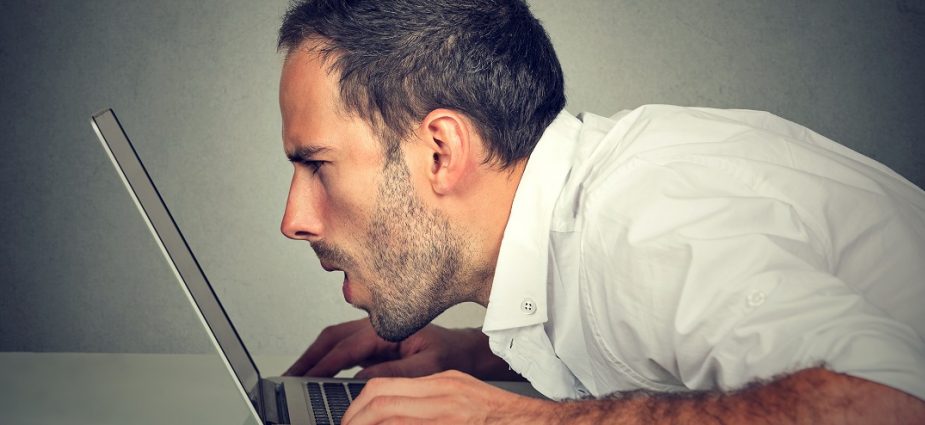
xmin=363 ymin=150 xmax=473 ymax=342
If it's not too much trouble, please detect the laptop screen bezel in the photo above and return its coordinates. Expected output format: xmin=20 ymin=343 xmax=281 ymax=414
xmin=90 ymin=109 xmax=264 ymax=419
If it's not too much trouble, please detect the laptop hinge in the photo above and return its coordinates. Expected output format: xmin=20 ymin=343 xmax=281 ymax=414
xmin=260 ymin=379 xmax=283 ymax=424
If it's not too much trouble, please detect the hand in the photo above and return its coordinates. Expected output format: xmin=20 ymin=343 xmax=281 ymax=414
xmin=342 ymin=370 xmax=553 ymax=425
xmin=284 ymin=318 xmax=517 ymax=379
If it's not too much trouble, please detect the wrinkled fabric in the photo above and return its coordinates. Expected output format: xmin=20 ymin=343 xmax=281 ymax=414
xmin=482 ymin=105 xmax=925 ymax=401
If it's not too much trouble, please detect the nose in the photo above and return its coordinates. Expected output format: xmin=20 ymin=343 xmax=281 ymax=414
xmin=280 ymin=171 xmax=324 ymax=241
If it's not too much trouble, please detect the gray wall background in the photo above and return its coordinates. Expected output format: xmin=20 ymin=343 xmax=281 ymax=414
xmin=1 ymin=0 xmax=923 ymax=356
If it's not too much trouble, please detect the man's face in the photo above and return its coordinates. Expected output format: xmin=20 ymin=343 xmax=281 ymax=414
xmin=279 ymin=49 xmax=473 ymax=342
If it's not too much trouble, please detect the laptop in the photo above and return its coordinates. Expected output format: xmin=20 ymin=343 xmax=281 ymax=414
xmin=90 ymin=108 xmax=542 ymax=425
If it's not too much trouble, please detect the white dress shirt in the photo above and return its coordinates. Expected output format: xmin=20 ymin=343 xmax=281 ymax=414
xmin=482 ymin=105 xmax=925 ymax=401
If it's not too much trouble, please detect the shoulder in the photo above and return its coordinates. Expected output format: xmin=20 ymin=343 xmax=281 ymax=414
xmin=569 ymin=105 xmax=803 ymax=195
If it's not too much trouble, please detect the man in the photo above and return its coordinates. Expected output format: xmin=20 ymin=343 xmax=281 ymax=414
xmin=276 ymin=0 xmax=925 ymax=423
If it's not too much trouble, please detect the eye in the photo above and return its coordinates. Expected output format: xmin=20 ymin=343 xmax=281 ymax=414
xmin=289 ymin=157 xmax=326 ymax=175
xmin=303 ymin=160 xmax=325 ymax=175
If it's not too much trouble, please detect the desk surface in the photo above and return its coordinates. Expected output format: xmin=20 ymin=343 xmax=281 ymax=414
xmin=0 ymin=352 xmax=298 ymax=425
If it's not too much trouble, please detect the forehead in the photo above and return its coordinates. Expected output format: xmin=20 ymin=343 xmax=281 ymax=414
xmin=279 ymin=47 xmax=383 ymax=161
xmin=279 ymin=48 xmax=339 ymax=136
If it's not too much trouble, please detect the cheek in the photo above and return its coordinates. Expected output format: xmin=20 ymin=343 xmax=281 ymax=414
xmin=322 ymin=171 xmax=380 ymax=236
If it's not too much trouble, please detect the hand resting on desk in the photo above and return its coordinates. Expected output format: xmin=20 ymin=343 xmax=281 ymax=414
xmin=284 ymin=317 xmax=521 ymax=381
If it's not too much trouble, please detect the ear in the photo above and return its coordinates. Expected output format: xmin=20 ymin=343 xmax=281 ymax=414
xmin=417 ymin=109 xmax=478 ymax=195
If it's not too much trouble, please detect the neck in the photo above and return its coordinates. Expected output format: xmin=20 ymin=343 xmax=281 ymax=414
xmin=468 ymin=159 xmax=528 ymax=307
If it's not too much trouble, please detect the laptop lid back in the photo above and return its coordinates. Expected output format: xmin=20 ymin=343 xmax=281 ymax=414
xmin=90 ymin=109 xmax=263 ymax=420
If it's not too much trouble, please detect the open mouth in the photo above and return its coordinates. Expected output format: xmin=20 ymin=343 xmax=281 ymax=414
xmin=320 ymin=261 xmax=352 ymax=303
xmin=341 ymin=272 xmax=352 ymax=304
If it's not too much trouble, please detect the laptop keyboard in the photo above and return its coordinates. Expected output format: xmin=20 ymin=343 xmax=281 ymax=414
xmin=306 ymin=382 xmax=366 ymax=425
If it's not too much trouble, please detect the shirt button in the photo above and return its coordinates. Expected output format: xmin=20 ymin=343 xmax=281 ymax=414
xmin=746 ymin=290 xmax=766 ymax=308
xmin=520 ymin=298 xmax=537 ymax=315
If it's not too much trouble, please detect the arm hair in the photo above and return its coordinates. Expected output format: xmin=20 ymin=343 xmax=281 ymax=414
xmin=542 ymin=367 xmax=925 ymax=425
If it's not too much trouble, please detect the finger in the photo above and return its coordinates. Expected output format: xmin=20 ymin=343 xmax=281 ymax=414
xmin=355 ymin=351 xmax=442 ymax=379
xmin=284 ymin=318 xmax=369 ymax=376
xmin=346 ymin=372 xmax=480 ymax=421
xmin=356 ymin=351 xmax=404 ymax=368
xmin=343 ymin=395 xmax=452 ymax=425
xmin=344 ymin=377 xmax=417 ymax=423
xmin=305 ymin=331 xmax=396 ymax=377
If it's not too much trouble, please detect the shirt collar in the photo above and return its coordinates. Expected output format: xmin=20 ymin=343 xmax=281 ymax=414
xmin=482 ymin=111 xmax=581 ymax=332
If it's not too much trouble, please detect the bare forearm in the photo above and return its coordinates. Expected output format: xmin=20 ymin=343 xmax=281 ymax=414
xmin=538 ymin=368 xmax=925 ymax=424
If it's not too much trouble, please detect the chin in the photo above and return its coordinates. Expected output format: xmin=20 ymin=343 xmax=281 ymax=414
xmin=368 ymin=308 xmax=436 ymax=343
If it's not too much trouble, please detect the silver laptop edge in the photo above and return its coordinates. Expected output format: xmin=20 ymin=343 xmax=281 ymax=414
xmin=90 ymin=109 xmax=268 ymax=423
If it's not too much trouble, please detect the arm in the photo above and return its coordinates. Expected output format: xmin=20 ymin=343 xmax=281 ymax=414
xmin=342 ymin=368 xmax=925 ymax=424
xmin=553 ymin=367 xmax=925 ymax=424
xmin=571 ymin=159 xmax=925 ymax=415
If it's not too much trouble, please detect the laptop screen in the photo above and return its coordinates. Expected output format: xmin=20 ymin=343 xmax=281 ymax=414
xmin=90 ymin=109 xmax=261 ymax=401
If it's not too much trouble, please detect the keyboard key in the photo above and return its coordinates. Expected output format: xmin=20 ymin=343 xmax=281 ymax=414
xmin=348 ymin=383 xmax=365 ymax=400
xmin=306 ymin=382 xmax=331 ymax=424
xmin=304 ymin=382 xmax=368 ymax=425
xmin=323 ymin=383 xmax=350 ymax=424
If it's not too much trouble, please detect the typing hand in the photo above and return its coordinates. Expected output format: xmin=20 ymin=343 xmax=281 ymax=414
xmin=342 ymin=370 xmax=549 ymax=425
xmin=284 ymin=318 xmax=504 ymax=379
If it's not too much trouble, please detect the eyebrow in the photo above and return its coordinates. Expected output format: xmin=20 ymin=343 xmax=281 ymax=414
xmin=286 ymin=145 xmax=330 ymax=163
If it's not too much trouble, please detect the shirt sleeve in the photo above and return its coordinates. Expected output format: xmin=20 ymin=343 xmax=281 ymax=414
xmin=581 ymin=156 xmax=925 ymax=401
